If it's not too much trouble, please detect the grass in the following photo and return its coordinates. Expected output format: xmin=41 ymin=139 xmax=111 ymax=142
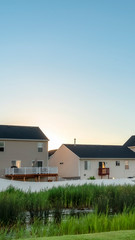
xmin=17 ymin=230 xmax=135 ymax=240
xmin=1 ymin=185 xmax=135 ymax=239
xmin=1 ymin=210 xmax=135 ymax=238
xmin=2 ymin=183 xmax=135 ymax=214
xmin=1 ymin=184 xmax=135 ymax=231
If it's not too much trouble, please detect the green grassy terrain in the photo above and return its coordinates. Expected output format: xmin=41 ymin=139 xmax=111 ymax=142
xmin=18 ymin=230 xmax=135 ymax=240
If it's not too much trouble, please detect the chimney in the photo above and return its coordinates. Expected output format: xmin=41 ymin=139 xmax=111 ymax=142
xmin=74 ymin=138 xmax=76 ymax=146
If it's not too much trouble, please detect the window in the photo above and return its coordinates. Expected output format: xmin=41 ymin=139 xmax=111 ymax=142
xmin=11 ymin=160 xmax=16 ymax=167
xmin=125 ymin=161 xmax=129 ymax=170
xmin=99 ymin=162 xmax=105 ymax=168
xmin=84 ymin=161 xmax=90 ymax=170
xmin=84 ymin=161 xmax=88 ymax=170
xmin=32 ymin=160 xmax=36 ymax=167
xmin=11 ymin=160 xmax=21 ymax=168
xmin=38 ymin=143 xmax=43 ymax=152
xmin=32 ymin=160 xmax=43 ymax=167
xmin=116 ymin=161 xmax=120 ymax=166
xmin=0 ymin=142 xmax=4 ymax=152
xmin=16 ymin=161 xmax=21 ymax=168
xmin=37 ymin=161 xmax=43 ymax=167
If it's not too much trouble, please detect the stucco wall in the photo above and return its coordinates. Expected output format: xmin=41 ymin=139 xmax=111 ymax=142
xmin=0 ymin=140 xmax=48 ymax=177
xmin=80 ymin=158 xmax=135 ymax=180
xmin=49 ymin=145 xmax=80 ymax=178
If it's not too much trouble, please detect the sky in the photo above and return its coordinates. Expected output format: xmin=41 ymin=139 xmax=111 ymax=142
xmin=0 ymin=0 xmax=135 ymax=150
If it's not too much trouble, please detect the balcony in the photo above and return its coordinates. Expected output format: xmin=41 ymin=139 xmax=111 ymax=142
xmin=5 ymin=167 xmax=58 ymax=182
xmin=98 ymin=168 xmax=110 ymax=179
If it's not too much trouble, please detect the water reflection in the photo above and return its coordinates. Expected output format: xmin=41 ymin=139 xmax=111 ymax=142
xmin=25 ymin=208 xmax=94 ymax=225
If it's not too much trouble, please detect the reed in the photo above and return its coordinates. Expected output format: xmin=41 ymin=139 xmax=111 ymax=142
xmin=1 ymin=209 xmax=135 ymax=238
xmin=2 ymin=184 xmax=135 ymax=225
xmin=0 ymin=186 xmax=25 ymax=224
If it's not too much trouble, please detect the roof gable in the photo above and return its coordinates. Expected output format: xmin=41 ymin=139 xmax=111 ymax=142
xmin=64 ymin=144 xmax=135 ymax=158
xmin=0 ymin=125 xmax=48 ymax=141
xmin=48 ymin=149 xmax=57 ymax=157
xmin=123 ymin=136 xmax=135 ymax=147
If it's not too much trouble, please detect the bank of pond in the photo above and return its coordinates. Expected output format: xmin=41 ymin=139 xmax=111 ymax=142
xmin=1 ymin=183 xmax=135 ymax=239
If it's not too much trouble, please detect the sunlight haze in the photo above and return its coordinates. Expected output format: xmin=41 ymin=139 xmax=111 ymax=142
xmin=0 ymin=0 xmax=135 ymax=149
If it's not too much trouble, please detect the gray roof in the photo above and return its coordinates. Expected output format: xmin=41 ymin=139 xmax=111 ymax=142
xmin=123 ymin=136 xmax=135 ymax=147
xmin=0 ymin=125 xmax=48 ymax=141
xmin=65 ymin=144 xmax=135 ymax=158
xmin=48 ymin=149 xmax=57 ymax=157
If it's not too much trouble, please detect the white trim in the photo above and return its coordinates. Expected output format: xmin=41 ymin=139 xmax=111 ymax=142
xmin=0 ymin=138 xmax=48 ymax=142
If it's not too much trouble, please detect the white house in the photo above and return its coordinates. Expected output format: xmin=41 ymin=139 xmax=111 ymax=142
xmin=49 ymin=137 xmax=135 ymax=180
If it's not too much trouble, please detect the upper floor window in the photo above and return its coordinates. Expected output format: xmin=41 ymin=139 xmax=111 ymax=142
xmin=116 ymin=161 xmax=120 ymax=166
xmin=0 ymin=142 xmax=4 ymax=152
xmin=38 ymin=142 xmax=43 ymax=152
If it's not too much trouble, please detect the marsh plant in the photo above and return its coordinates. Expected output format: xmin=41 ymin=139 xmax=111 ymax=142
xmin=1 ymin=209 xmax=135 ymax=238
xmin=1 ymin=184 xmax=135 ymax=224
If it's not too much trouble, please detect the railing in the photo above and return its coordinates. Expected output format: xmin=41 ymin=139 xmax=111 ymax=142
xmin=98 ymin=168 xmax=110 ymax=176
xmin=5 ymin=167 xmax=58 ymax=176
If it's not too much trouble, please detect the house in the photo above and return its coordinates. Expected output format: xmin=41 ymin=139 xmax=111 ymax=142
xmin=0 ymin=125 xmax=58 ymax=181
xmin=49 ymin=137 xmax=135 ymax=180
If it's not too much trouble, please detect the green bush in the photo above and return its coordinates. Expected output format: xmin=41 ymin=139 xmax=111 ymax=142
xmin=88 ymin=176 xmax=96 ymax=180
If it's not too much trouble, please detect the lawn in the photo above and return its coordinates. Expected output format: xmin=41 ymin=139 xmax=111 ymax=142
xmin=19 ymin=230 xmax=135 ymax=240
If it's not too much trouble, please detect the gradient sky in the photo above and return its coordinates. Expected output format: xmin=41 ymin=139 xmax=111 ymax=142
xmin=0 ymin=0 xmax=135 ymax=149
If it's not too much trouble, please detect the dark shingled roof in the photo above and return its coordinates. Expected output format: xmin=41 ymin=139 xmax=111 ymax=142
xmin=123 ymin=136 xmax=135 ymax=147
xmin=0 ymin=125 xmax=48 ymax=140
xmin=48 ymin=149 xmax=57 ymax=157
xmin=64 ymin=144 xmax=135 ymax=158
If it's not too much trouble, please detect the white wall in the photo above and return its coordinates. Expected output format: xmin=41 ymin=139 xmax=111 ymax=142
xmin=80 ymin=158 xmax=135 ymax=180
xmin=49 ymin=145 xmax=80 ymax=179
xmin=128 ymin=146 xmax=135 ymax=152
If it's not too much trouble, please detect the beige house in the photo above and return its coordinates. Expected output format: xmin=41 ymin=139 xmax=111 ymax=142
xmin=49 ymin=137 xmax=135 ymax=180
xmin=0 ymin=125 xmax=58 ymax=181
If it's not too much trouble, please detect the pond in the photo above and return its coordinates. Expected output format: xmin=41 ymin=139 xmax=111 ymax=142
xmin=25 ymin=208 xmax=94 ymax=225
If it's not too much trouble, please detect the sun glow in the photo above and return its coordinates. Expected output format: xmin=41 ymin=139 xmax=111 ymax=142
xmin=44 ymin=130 xmax=63 ymax=150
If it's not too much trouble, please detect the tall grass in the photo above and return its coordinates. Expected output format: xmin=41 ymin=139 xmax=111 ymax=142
xmin=0 ymin=186 xmax=25 ymax=224
xmin=1 ymin=184 xmax=135 ymax=224
xmin=1 ymin=209 xmax=135 ymax=238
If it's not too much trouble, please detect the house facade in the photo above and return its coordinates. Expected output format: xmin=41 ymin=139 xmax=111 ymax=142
xmin=0 ymin=125 xmax=50 ymax=180
xmin=49 ymin=137 xmax=135 ymax=180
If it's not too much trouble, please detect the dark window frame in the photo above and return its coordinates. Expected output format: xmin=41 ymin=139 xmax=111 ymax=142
xmin=0 ymin=142 xmax=4 ymax=152
xmin=116 ymin=161 xmax=120 ymax=166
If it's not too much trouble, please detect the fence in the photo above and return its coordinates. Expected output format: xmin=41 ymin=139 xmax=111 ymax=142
xmin=5 ymin=167 xmax=58 ymax=175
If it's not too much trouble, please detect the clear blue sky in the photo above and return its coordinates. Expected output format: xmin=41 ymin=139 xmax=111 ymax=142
xmin=0 ymin=0 xmax=135 ymax=149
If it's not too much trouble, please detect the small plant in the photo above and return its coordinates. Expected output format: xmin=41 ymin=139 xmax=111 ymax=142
xmin=88 ymin=176 xmax=95 ymax=180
